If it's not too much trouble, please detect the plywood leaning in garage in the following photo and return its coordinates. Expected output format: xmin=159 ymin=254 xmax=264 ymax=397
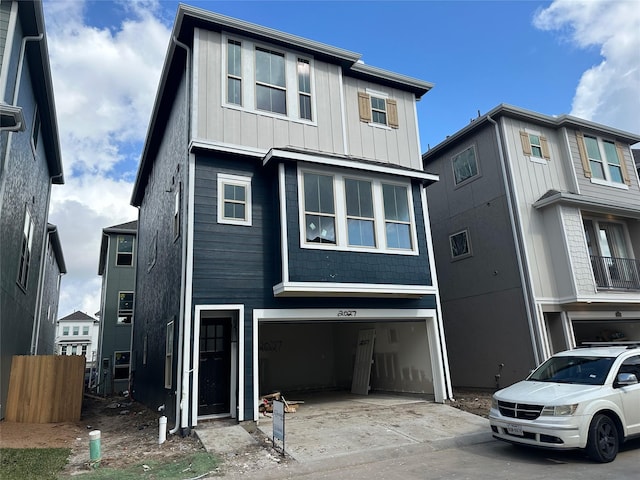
xmin=5 ymin=355 xmax=85 ymax=423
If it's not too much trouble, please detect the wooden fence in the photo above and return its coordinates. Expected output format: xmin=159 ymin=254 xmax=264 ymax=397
xmin=5 ymin=355 xmax=85 ymax=423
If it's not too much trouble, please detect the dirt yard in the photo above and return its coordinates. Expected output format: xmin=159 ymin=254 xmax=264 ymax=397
xmin=0 ymin=389 xmax=493 ymax=477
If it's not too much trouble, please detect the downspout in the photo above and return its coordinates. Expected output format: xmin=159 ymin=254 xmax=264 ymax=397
xmin=170 ymin=36 xmax=192 ymax=436
xmin=487 ymin=114 xmax=541 ymax=365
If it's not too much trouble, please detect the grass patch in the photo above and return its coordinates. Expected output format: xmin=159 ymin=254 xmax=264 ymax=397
xmin=75 ymin=452 xmax=219 ymax=479
xmin=0 ymin=448 xmax=70 ymax=480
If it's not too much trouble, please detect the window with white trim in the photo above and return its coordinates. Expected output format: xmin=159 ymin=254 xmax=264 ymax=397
xmin=300 ymin=168 xmax=418 ymax=254
xmin=116 ymin=235 xmax=134 ymax=266
xmin=227 ymin=39 xmax=242 ymax=105
xmin=81 ymin=345 xmax=88 ymax=357
xmin=577 ymin=133 xmax=630 ymax=187
xmin=117 ymin=291 xmax=134 ymax=324
xmin=61 ymin=345 xmax=67 ymax=355
xmin=71 ymin=345 xmax=78 ymax=355
xmin=82 ymin=326 xmax=89 ymax=335
xmin=73 ymin=326 xmax=79 ymax=335
xmin=114 ymin=351 xmax=130 ymax=380
xmin=31 ymin=106 xmax=40 ymax=154
xmin=63 ymin=326 xmax=69 ymax=336
xmin=217 ymin=173 xmax=252 ymax=226
xmin=449 ymin=229 xmax=472 ymax=260
xmin=17 ymin=208 xmax=34 ymax=289
xmin=165 ymin=320 xmax=174 ymax=388
xmin=174 ymin=183 xmax=181 ymax=240
xmin=223 ymin=35 xmax=315 ymax=123
xmin=358 ymin=90 xmax=399 ymax=128
xmin=451 ymin=145 xmax=479 ymax=186
xmin=520 ymin=130 xmax=550 ymax=161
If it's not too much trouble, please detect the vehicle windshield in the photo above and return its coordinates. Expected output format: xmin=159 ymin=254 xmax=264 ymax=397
xmin=528 ymin=355 xmax=615 ymax=385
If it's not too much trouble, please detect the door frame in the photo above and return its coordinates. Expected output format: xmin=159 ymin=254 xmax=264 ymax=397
xmin=192 ymin=305 xmax=243 ymax=426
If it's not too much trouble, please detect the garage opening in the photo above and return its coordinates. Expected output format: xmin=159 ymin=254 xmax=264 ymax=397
xmin=258 ymin=320 xmax=435 ymax=399
xmin=573 ymin=319 xmax=640 ymax=345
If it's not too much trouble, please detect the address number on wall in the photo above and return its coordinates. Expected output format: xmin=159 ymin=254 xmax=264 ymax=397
xmin=337 ymin=310 xmax=357 ymax=317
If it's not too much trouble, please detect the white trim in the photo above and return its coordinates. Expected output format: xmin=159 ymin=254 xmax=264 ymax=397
xmin=589 ymin=177 xmax=629 ymax=190
xmin=192 ymin=304 xmax=244 ymax=426
xmin=568 ymin=310 xmax=640 ymax=321
xmin=192 ymin=28 xmax=199 ymax=139
xmin=272 ymin=281 xmax=437 ymax=297
xmin=252 ymin=307 xmax=444 ymax=420
xmin=264 ymin=148 xmax=439 ymax=183
xmin=338 ymin=67 xmax=349 ymax=155
xmin=0 ymin=2 xmax=18 ymax=100
xmin=278 ymin=164 xmax=289 ymax=283
xmin=217 ymin=173 xmax=252 ymax=226
xmin=189 ymin=138 xmax=267 ymax=158
xmin=561 ymin=127 xmax=581 ymax=194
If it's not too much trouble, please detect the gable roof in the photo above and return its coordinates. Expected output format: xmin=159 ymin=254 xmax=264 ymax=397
xmin=422 ymin=104 xmax=640 ymax=162
xmin=58 ymin=310 xmax=96 ymax=322
xmin=131 ymin=4 xmax=434 ymax=206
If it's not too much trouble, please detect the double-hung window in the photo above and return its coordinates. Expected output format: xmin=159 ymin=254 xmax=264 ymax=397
xmin=577 ymin=133 xmax=630 ymax=187
xmin=82 ymin=326 xmax=89 ymax=335
xmin=300 ymin=169 xmax=417 ymax=254
xmin=520 ymin=131 xmax=550 ymax=162
xmin=227 ymin=39 xmax=242 ymax=105
xmin=217 ymin=173 xmax=252 ymax=226
xmin=358 ymin=90 xmax=399 ymax=128
xmin=304 ymin=173 xmax=336 ymax=244
xmin=63 ymin=326 xmax=69 ymax=336
xmin=117 ymin=291 xmax=134 ymax=324
xmin=255 ymin=47 xmax=286 ymax=114
xmin=73 ymin=326 xmax=79 ymax=335
xmin=17 ymin=208 xmax=34 ymax=289
xmin=297 ymin=58 xmax=312 ymax=120
xmin=116 ymin=235 xmax=134 ymax=266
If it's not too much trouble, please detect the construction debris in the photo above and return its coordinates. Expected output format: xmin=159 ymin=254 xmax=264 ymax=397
xmin=259 ymin=392 xmax=304 ymax=414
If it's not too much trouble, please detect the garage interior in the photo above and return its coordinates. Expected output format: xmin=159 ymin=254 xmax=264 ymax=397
xmin=573 ymin=319 xmax=640 ymax=345
xmin=258 ymin=320 xmax=435 ymax=399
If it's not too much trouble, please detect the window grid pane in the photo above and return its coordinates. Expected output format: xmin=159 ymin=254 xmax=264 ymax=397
xmin=452 ymin=147 xmax=478 ymax=184
xmin=383 ymin=184 xmax=412 ymax=249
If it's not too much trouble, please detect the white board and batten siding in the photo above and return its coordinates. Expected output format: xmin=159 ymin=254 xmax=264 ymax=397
xmin=501 ymin=117 xmax=575 ymax=300
xmin=193 ymin=28 xmax=421 ymax=169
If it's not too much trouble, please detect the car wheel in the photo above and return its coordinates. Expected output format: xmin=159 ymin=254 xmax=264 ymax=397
xmin=586 ymin=414 xmax=619 ymax=463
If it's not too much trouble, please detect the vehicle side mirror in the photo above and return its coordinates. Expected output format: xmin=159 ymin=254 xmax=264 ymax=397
xmin=615 ymin=373 xmax=638 ymax=387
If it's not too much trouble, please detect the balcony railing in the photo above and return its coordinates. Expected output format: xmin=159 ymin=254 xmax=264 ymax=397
xmin=590 ymin=255 xmax=640 ymax=291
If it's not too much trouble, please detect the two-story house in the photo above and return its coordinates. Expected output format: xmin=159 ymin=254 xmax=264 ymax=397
xmin=0 ymin=0 xmax=64 ymax=419
xmin=34 ymin=223 xmax=66 ymax=355
xmin=130 ymin=5 xmax=450 ymax=434
xmin=97 ymin=220 xmax=137 ymax=395
xmin=422 ymin=104 xmax=640 ymax=390
xmin=55 ymin=310 xmax=99 ymax=368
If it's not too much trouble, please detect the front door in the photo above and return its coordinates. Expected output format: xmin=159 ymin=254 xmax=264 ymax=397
xmin=198 ymin=317 xmax=231 ymax=416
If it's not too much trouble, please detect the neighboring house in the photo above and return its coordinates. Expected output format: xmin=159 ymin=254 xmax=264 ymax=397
xmin=96 ymin=220 xmax=137 ymax=396
xmin=130 ymin=5 xmax=450 ymax=433
xmin=633 ymin=148 xmax=639 ymax=178
xmin=34 ymin=223 xmax=66 ymax=355
xmin=422 ymin=104 xmax=640 ymax=390
xmin=55 ymin=311 xmax=99 ymax=367
xmin=0 ymin=0 xmax=64 ymax=419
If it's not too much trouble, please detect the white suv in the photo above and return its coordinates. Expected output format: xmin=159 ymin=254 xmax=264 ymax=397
xmin=489 ymin=345 xmax=640 ymax=462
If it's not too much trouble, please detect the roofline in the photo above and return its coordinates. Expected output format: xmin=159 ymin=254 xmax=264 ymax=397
xmin=132 ymin=4 xmax=433 ymax=205
xmin=423 ymin=103 xmax=640 ymax=161
xmin=98 ymin=222 xmax=137 ymax=275
xmin=532 ymin=191 xmax=640 ymax=219
xmin=46 ymin=223 xmax=66 ymax=273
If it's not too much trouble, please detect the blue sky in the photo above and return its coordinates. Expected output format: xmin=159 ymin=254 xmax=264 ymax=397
xmin=40 ymin=0 xmax=640 ymax=318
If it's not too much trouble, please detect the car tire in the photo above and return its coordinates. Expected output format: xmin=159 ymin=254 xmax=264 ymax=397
xmin=586 ymin=414 xmax=619 ymax=463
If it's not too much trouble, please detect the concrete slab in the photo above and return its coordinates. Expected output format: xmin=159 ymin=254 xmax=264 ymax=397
xmin=195 ymin=392 xmax=492 ymax=466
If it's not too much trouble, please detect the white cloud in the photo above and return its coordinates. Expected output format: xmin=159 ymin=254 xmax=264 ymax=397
xmin=43 ymin=0 xmax=170 ymax=317
xmin=534 ymin=0 xmax=640 ymax=134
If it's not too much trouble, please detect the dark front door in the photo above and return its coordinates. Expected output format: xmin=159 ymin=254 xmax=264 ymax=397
xmin=198 ymin=317 xmax=231 ymax=416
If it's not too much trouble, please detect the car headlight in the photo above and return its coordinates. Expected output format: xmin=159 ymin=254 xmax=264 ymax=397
xmin=541 ymin=404 xmax=578 ymax=416
xmin=491 ymin=397 xmax=499 ymax=409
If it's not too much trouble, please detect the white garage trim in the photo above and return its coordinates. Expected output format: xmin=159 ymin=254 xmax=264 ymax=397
xmin=252 ymin=308 xmax=445 ymax=422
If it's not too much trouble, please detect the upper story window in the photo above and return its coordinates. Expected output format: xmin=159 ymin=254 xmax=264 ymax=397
xmin=299 ymin=168 xmax=418 ymax=254
xmin=174 ymin=183 xmax=181 ymax=240
xmin=577 ymin=132 xmax=630 ymax=188
xmin=358 ymin=90 xmax=399 ymax=129
xmin=82 ymin=326 xmax=89 ymax=335
xmin=297 ymin=58 xmax=312 ymax=120
xmin=73 ymin=326 xmax=79 ymax=335
xmin=31 ymin=106 xmax=40 ymax=155
xmin=255 ymin=47 xmax=286 ymax=114
xmin=63 ymin=326 xmax=69 ymax=336
xmin=227 ymin=39 xmax=242 ymax=105
xmin=116 ymin=235 xmax=134 ymax=266
xmin=449 ymin=229 xmax=472 ymax=260
xmin=224 ymin=35 xmax=314 ymax=123
xmin=452 ymin=145 xmax=479 ymax=186
xmin=17 ymin=208 xmax=34 ymax=290
xmin=217 ymin=173 xmax=252 ymax=226
xmin=520 ymin=130 xmax=550 ymax=162
xmin=118 ymin=291 xmax=134 ymax=324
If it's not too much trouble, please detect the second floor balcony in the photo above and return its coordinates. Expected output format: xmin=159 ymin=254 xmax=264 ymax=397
xmin=590 ymin=255 xmax=640 ymax=291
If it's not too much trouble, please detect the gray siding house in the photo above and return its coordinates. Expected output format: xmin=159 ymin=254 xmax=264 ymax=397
xmin=130 ymin=5 xmax=450 ymax=433
xmin=97 ymin=220 xmax=137 ymax=395
xmin=422 ymin=104 xmax=640 ymax=390
xmin=0 ymin=0 xmax=63 ymax=419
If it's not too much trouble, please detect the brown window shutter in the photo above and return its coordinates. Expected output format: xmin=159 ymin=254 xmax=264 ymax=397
xmin=540 ymin=135 xmax=550 ymax=160
xmin=387 ymin=99 xmax=399 ymax=129
xmin=615 ymin=142 xmax=631 ymax=185
xmin=520 ymin=131 xmax=532 ymax=155
xmin=576 ymin=132 xmax=592 ymax=178
xmin=358 ymin=92 xmax=371 ymax=123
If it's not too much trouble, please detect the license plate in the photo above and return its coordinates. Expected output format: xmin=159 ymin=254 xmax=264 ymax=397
xmin=507 ymin=424 xmax=523 ymax=436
